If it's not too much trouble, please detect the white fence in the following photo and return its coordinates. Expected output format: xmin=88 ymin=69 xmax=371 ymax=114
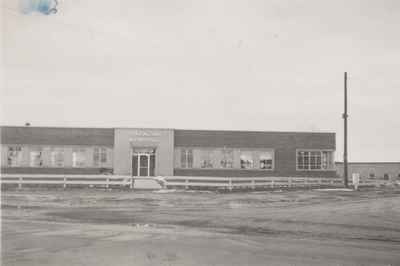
xmin=0 ymin=174 xmax=346 ymax=190
xmin=163 ymin=176 xmax=344 ymax=190
xmin=0 ymin=174 xmax=134 ymax=189
xmin=2 ymin=174 xmax=395 ymax=190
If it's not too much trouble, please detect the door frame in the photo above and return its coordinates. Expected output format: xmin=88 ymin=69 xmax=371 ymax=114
xmin=131 ymin=147 xmax=156 ymax=177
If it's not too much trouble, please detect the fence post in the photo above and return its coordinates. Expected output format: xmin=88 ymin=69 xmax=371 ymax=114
xmin=18 ymin=176 xmax=22 ymax=189
xmin=271 ymin=179 xmax=274 ymax=188
xmin=228 ymin=178 xmax=233 ymax=191
xmin=130 ymin=177 xmax=134 ymax=189
xmin=63 ymin=176 xmax=67 ymax=189
xmin=288 ymin=178 xmax=292 ymax=188
xmin=185 ymin=178 xmax=189 ymax=189
xmin=106 ymin=177 xmax=109 ymax=189
xmin=251 ymin=179 xmax=255 ymax=190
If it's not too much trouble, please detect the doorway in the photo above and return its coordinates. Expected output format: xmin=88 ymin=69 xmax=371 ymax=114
xmin=132 ymin=148 xmax=155 ymax=177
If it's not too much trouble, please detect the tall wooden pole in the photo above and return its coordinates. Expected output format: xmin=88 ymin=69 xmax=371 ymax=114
xmin=343 ymin=72 xmax=349 ymax=187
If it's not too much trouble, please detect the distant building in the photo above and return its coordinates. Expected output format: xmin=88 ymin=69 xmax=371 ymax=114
xmin=336 ymin=162 xmax=400 ymax=181
xmin=1 ymin=126 xmax=336 ymax=178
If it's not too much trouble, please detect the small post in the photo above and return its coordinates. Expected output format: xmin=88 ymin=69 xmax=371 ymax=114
xmin=18 ymin=176 xmax=22 ymax=189
xmin=185 ymin=179 xmax=189 ymax=189
xmin=288 ymin=178 xmax=292 ymax=188
xmin=130 ymin=177 xmax=134 ymax=189
xmin=63 ymin=176 xmax=67 ymax=189
xmin=106 ymin=177 xmax=109 ymax=189
xmin=228 ymin=178 xmax=233 ymax=191
xmin=271 ymin=179 xmax=274 ymax=188
xmin=251 ymin=179 xmax=255 ymax=190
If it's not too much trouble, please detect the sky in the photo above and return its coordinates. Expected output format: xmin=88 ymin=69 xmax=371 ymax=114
xmin=1 ymin=0 xmax=399 ymax=162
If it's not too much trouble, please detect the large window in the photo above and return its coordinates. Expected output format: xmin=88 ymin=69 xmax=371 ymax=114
xmin=180 ymin=149 xmax=193 ymax=168
xmin=240 ymin=151 xmax=254 ymax=169
xmin=199 ymin=149 xmax=214 ymax=168
xmin=176 ymin=148 xmax=274 ymax=170
xmin=50 ymin=147 xmax=64 ymax=167
xmin=7 ymin=146 xmax=23 ymax=167
xmin=297 ymin=150 xmax=334 ymax=170
xmin=260 ymin=151 xmax=273 ymax=170
xmin=93 ymin=147 xmax=107 ymax=166
xmin=220 ymin=149 xmax=234 ymax=168
xmin=72 ymin=148 xmax=86 ymax=167
xmin=30 ymin=147 xmax=44 ymax=167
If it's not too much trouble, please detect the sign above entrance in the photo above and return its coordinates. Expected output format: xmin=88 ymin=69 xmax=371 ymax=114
xmin=132 ymin=147 xmax=155 ymax=154
xmin=131 ymin=130 xmax=162 ymax=137
xmin=129 ymin=137 xmax=159 ymax=143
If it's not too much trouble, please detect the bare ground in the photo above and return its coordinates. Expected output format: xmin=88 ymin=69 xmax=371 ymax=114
xmin=2 ymin=187 xmax=400 ymax=266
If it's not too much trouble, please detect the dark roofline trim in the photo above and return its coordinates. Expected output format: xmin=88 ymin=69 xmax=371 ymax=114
xmin=1 ymin=125 xmax=335 ymax=134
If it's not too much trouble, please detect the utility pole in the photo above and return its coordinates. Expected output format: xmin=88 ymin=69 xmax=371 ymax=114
xmin=343 ymin=72 xmax=349 ymax=187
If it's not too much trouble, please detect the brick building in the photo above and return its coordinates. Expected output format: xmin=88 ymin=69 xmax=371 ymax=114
xmin=336 ymin=162 xmax=400 ymax=181
xmin=1 ymin=126 xmax=336 ymax=178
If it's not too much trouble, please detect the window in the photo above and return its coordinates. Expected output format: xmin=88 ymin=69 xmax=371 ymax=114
xmin=322 ymin=151 xmax=333 ymax=169
xmin=199 ymin=149 xmax=214 ymax=168
xmin=180 ymin=149 xmax=193 ymax=168
xmin=72 ymin=148 xmax=86 ymax=167
xmin=369 ymin=172 xmax=375 ymax=179
xmin=220 ymin=149 xmax=234 ymax=168
xmin=93 ymin=147 xmax=107 ymax=166
xmin=383 ymin=173 xmax=389 ymax=180
xmin=297 ymin=151 xmax=308 ymax=170
xmin=50 ymin=148 xmax=64 ymax=167
xmin=297 ymin=150 xmax=334 ymax=170
xmin=310 ymin=151 xmax=322 ymax=169
xmin=30 ymin=147 xmax=43 ymax=167
xmin=260 ymin=151 xmax=273 ymax=170
xmin=240 ymin=152 xmax=253 ymax=169
xmin=7 ymin=146 xmax=23 ymax=167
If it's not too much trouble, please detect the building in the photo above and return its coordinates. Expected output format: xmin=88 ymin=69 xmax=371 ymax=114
xmin=336 ymin=162 xmax=400 ymax=181
xmin=1 ymin=126 xmax=336 ymax=178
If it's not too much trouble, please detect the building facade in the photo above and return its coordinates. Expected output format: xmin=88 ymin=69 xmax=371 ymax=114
xmin=336 ymin=162 xmax=400 ymax=181
xmin=1 ymin=126 xmax=336 ymax=178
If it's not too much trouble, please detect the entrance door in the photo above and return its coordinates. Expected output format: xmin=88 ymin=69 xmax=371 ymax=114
xmin=132 ymin=150 xmax=155 ymax=177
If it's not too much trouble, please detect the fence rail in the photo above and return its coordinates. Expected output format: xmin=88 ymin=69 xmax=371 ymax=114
xmin=163 ymin=176 xmax=344 ymax=190
xmin=1 ymin=174 xmax=395 ymax=190
xmin=0 ymin=174 xmax=134 ymax=189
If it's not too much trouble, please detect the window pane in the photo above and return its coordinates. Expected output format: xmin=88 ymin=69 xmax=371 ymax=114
xmin=51 ymin=148 xmax=64 ymax=167
xmin=260 ymin=151 xmax=273 ymax=169
xmin=187 ymin=149 xmax=193 ymax=168
xmin=240 ymin=152 xmax=253 ymax=169
xmin=72 ymin=149 xmax=86 ymax=167
xmin=221 ymin=149 xmax=234 ymax=168
xmin=140 ymin=155 xmax=148 ymax=167
xmin=297 ymin=151 xmax=304 ymax=169
xmin=199 ymin=149 xmax=213 ymax=168
xmin=93 ymin=148 xmax=100 ymax=166
xmin=180 ymin=149 xmax=187 ymax=168
xmin=303 ymin=151 xmax=310 ymax=170
xmin=94 ymin=147 xmax=107 ymax=166
xmin=30 ymin=148 xmax=43 ymax=167
xmin=100 ymin=148 xmax=107 ymax=163
xmin=7 ymin=146 xmax=23 ymax=167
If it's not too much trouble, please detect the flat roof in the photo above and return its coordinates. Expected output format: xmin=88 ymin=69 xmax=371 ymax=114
xmin=0 ymin=125 xmax=335 ymax=134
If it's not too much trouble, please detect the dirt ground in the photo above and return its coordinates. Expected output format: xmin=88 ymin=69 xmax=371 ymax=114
xmin=2 ymin=187 xmax=400 ymax=266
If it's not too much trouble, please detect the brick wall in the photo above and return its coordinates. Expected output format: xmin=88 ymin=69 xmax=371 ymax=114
xmin=1 ymin=126 xmax=114 ymax=145
xmin=336 ymin=162 xmax=400 ymax=180
xmin=174 ymin=130 xmax=336 ymax=177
